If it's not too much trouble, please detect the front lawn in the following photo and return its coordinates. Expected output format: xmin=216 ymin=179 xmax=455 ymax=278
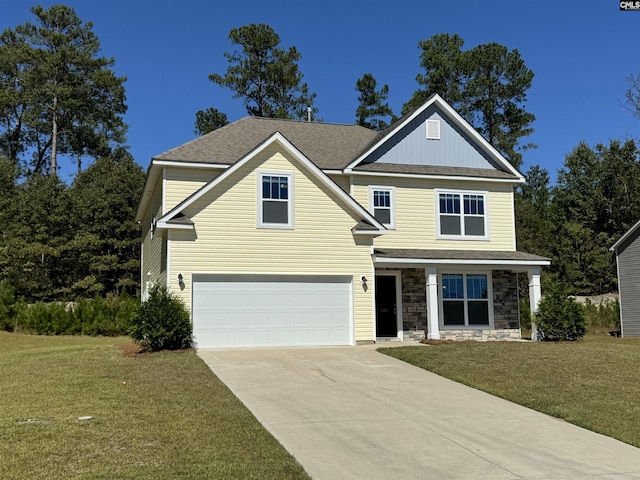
xmin=0 ymin=332 xmax=309 ymax=479
xmin=379 ymin=335 xmax=640 ymax=448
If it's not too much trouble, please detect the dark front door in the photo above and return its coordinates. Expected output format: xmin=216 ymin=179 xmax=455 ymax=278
xmin=375 ymin=275 xmax=397 ymax=337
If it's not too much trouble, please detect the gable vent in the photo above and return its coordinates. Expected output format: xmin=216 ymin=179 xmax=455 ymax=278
xmin=426 ymin=120 xmax=441 ymax=140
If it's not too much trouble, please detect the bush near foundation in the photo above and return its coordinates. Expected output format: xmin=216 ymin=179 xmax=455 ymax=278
xmin=129 ymin=285 xmax=192 ymax=352
xmin=535 ymin=287 xmax=586 ymax=341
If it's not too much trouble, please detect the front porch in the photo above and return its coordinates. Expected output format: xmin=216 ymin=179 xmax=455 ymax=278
xmin=373 ymin=249 xmax=550 ymax=342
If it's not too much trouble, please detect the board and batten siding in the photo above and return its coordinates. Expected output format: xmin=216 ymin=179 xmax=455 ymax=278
xmin=140 ymin=176 xmax=165 ymax=290
xmin=352 ymin=176 xmax=516 ymax=251
xmin=617 ymin=228 xmax=640 ymax=337
xmin=164 ymin=166 xmax=222 ymax=212
xmin=168 ymin=145 xmax=376 ymax=342
xmin=365 ymin=106 xmax=500 ymax=170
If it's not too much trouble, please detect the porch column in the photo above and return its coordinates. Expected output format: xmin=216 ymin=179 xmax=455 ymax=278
xmin=425 ymin=267 xmax=440 ymax=340
xmin=528 ymin=267 xmax=542 ymax=341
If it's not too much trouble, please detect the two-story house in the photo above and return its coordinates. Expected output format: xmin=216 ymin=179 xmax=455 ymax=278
xmin=135 ymin=94 xmax=549 ymax=348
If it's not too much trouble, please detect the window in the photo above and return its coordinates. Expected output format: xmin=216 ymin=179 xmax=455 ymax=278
xmin=437 ymin=191 xmax=487 ymax=239
xmin=441 ymin=273 xmax=491 ymax=327
xmin=369 ymin=186 xmax=395 ymax=228
xmin=259 ymin=172 xmax=293 ymax=228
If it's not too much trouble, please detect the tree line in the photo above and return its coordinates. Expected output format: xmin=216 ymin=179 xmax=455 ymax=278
xmin=1 ymin=6 xmax=638 ymax=302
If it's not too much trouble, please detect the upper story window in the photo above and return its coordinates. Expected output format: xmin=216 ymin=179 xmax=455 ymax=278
xmin=259 ymin=172 xmax=293 ymax=228
xmin=436 ymin=190 xmax=488 ymax=240
xmin=369 ymin=186 xmax=395 ymax=228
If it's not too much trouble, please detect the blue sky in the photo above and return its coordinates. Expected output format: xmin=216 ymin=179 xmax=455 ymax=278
xmin=3 ymin=0 xmax=639 ymax=183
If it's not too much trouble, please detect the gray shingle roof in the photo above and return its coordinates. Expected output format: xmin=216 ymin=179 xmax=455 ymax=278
xmin=154 ymin=117 xmax=378 ymax=170
xmin=374 ymin=249 xmax=550 ymax=263
xmin=354 ymin=162 xmax=519 ymax=180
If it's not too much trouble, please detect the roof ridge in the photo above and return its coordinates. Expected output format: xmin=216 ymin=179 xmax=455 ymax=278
xmin=152 ymin=116 xmax=252 ymax=160
xmin=248 ymin=116 xmax=372 ymax=129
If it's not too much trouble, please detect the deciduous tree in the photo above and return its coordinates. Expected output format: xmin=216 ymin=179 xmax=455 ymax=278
xmin=624 ymin=73 xmax=640 ymax=120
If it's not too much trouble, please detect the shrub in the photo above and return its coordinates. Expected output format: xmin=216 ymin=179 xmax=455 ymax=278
xmin=519 ymin=297 xmax=531 ymax=330
xmin=5 ymin=295 xmax=138 ymax=336
xmin=129 ymin=285 xmax=192 ymax=352
xmin=535 ymin=287 xmax=586 ymax=341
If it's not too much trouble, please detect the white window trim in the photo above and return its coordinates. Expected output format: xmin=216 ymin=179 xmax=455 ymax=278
xmin=368 ymin=185 xmax=396 ymax=229
xmin=426 ymin=119 xmax=441 ymax=140
xmin=435 ymin=189 xmax=490 ymax=240
xmin=438 ymin=270 xmax=494 ymax=329
xmin=257 ymin=170 xmax=294 ymax=229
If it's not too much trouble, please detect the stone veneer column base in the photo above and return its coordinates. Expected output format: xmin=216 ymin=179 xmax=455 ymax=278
xmin=403 ymin=330 xmax=426 ymax=341
xmin=439 ymin=329 xmax=522 ymax=341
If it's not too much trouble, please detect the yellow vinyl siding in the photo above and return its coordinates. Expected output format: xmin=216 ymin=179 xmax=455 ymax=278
xmin=169 ymin=145 xmax=375 ymax=342
xmin=140 ymin=176 xmax=164 ymax=288
xmin=353 ymin=176 xmax=516 ymax=251
xmin=164 ymin=166 xmax=223 ymax=212
xmin=327 ymin=173 xmax=350 ymax=193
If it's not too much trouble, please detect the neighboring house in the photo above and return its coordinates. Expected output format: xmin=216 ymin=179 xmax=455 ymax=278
xmin=135 ymin=94 xmax=550 ymax=349
xmin=610 ymin=220 xmax=640 ymax=337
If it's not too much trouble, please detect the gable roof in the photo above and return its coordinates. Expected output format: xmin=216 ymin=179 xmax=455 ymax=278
xmin=610 ymin=219 xmax=640 ymax=252
xmin=345 ymin=94 xmax=524 ymax=182
xmin=154 ymin=117 xmax=378 ymax=170
xmin=137 ymin=95 xmax=523 ymax=222
xmin=156 ymin=131 xmax=386 ymax=234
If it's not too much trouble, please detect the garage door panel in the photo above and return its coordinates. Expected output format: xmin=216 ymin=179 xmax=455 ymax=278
xmin=192 ymin=275 xmax=352 ymax=348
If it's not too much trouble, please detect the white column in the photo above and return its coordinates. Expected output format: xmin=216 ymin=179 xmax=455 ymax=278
xmin=528 ymin=267 xmax=542 ymax=341
xmin=425 ymin=267 xmax=440 ymax=340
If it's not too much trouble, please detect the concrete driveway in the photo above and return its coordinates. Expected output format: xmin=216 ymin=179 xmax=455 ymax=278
xmin=198 ymin=345 xmax=640 ymax=480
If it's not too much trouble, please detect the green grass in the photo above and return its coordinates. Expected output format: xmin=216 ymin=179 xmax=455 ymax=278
xmin=379 ymin=335 xmax=640 ymax=448
xmin=0 ymin=332 xmax=309 ymax=479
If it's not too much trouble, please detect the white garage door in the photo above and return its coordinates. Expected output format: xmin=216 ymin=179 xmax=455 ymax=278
xmin=192 ymin=274 xmax=353 ymax=348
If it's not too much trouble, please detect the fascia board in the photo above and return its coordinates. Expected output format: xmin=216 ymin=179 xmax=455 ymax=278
xmin=135 ymin=164 xmax=161 ymax=222
xmin=156 ymin=221 xmax=194 ymax=231
xmin=611 ymin=218 xmax=640 ymax=251
xmin=373 ymin=257 xmax=551 ymax=267
xmin=152 ymin=160 xmax=230 ymax=169
xmin=352 ymin=229 xmax=387 ymax=235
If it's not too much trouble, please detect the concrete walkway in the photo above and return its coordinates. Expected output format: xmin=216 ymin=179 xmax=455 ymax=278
xmin=198 ymin=345 xmax=640 ymax=480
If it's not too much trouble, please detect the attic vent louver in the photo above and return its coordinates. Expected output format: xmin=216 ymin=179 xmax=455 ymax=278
xmin=426 ymin=120 xmax=440 ymax=140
